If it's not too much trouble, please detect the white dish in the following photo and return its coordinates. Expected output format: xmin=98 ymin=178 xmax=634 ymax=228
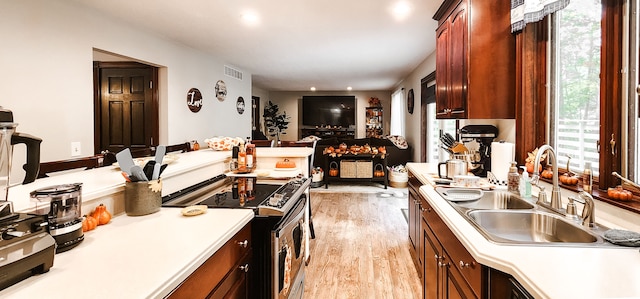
xmin=273 ymin=167 xmax=298 ymax=172
xmin=438 ymin=188 xmax=484 ymax=202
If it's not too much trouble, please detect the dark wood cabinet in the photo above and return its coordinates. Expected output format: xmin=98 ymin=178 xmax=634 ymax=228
xmin=167 ymin=224 xmax=252 ymax=299
xmin=433 ymin=0 xmax=515 ymax=119
xmin=408 ymin=170 xmax=423 ymax=275
xmin=420 ymin=195 xmax=481 ymax=298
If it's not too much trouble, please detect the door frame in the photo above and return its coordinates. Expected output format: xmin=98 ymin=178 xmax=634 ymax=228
xmin=93 ymin=61 xmax=159 ymax=154
xmin=421 ymin=72 xmax=436 ymax=162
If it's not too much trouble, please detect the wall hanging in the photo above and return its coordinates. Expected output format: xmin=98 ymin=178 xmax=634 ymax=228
xmin=214 ymin=80 xmax=227 ymax=101
xmin=236 ymin=96 xmax=245 ymax=114
xmin=407 ymin=89 xmax=414 ymax=114
xmin=186 ymin=88 xmax=202 ymax=113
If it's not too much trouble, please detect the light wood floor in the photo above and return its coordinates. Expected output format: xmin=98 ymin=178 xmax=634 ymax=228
xmin=304 ymin=191 xmax=422 ymax=298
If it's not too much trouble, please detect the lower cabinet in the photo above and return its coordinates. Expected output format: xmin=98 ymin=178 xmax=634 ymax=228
xmin=166 ymin=224 xmax=252 ymax=299
xmin=421 ymin=195 xmax=481 ymax=299
xmin=416 ymin=190 xmax=534 ymax=298
xmin=408 ymin=171 xmax=423 ymax=275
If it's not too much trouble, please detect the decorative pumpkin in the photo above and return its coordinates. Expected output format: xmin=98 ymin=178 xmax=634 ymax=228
xmin=378 ymin=146 xmax=387 ymax=154
xmin=608 ymin=186 xmax=633 ymax=201
xmin=339 ymin=143 xmax=348 ymax=151
xmin=525 ymin=162 xmax=542 ymax=174
xmin=82 ymin=214 xmax=98 ymax=232
xmin=559 ymin=173 xmax=579 ymax=185
xmin=541 ymin=167 xmax=554 ymax=179
xmin=275 ymin=159 xmax=296 ymax=169
xmin=373 ymin=164 xmax=385 ymax=177
xmin=329 ymin=161 xmax=339 ymax=177
xmin=91 ymin=204 xmax=112 ymax=225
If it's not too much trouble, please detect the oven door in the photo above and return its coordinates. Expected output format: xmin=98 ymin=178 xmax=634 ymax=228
xmin=272 ymin=195 xmax=306 ymax=299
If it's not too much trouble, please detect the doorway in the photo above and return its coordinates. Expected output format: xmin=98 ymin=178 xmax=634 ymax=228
xmin=93 ymin=62 xmax=159 ymax=156
xmin=420 ymin=72 xmax=436 ymax=162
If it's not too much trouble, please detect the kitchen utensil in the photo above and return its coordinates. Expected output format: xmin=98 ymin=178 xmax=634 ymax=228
xmin=116 ymin=148 xmax=135 ymax=176
xmin=158 ymin=164 xmax=168 ymax=177
xmin=130 ymin=165 xmax=148 ymax=182
xmin=438 ymin=159 xmax=467 ymax=179
xmin=0 ymin=107 xmax=41 ymax=194
xmin=30 ymin=183 xmax=84 ymax=253
xmin=143 ymin=160 xmax=156 ymax=181
xmin=152 ymin=145 xmax=165 ymax=179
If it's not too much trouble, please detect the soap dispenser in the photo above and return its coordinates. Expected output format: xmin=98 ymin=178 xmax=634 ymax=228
xmin=507 ymin=161 xmax=520 ymax=194
xmin=519 ymin=166 xmax=532 ymax=198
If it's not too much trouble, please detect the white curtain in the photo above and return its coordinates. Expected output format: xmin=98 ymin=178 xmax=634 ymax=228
xmin=390 ymin=88 xmax=405 ymax=136
xmin=511 ymin=0 xmax=570 ymax=32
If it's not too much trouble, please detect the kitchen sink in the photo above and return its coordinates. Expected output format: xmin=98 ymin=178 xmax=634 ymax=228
xmin=466 ymin=210 xmax=604 ymax=245
xmin=448 ymin=190 xmax=535 ymax=211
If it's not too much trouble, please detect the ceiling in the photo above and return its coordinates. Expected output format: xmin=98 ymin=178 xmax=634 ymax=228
xmin=75 ymin=0 xmax=443 ymax=92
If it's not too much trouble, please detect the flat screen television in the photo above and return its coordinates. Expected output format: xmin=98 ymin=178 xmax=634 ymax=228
xmin=301 ymin=96 xmax=356 ymax=127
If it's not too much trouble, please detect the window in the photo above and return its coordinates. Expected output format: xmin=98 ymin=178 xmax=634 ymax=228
xmin=390 ymin=88 xmax=405 ymax=136
xmin=550 ymin=0 xmax=602 ymax=177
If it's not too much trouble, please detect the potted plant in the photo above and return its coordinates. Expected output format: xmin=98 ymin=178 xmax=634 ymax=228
xmin=262 ymin=101 xmax=290 ymax=142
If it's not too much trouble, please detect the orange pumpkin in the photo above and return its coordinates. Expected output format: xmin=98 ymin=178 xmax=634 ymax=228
xmin=329 ymin=161 xmax=339 ymax=177
xmin=91 ymin=204 xmax=112 ymax=225
xmin=82 ymin=214 xmax=98 ymax=232
xmin=541 ymin=168 xmax=554 ymax=179
xmin=559 ymin=173 xmax=579 ymax=185
xmin=275 ymin=159 xmax=296 ymax=169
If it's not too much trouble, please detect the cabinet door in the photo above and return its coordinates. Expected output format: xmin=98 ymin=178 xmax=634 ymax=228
xmin=448 ymin=1 xmax=467 ymax=118
xmin=422 ymin=218 xmax=441 ymax=299
xmin=444 ymin=253 xmax=478 ymax=299
xmin=209 ymin=251 xmax=252 ymax=299
xmin=435 ymin=23 xmax=450 ymax=118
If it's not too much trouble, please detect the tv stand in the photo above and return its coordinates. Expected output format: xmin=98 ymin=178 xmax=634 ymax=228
xmin=301 ymin=127 xmax=355 ymax=139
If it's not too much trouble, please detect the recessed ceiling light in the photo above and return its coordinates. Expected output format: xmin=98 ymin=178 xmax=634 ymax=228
xmin=391 ymin=1 xmax=412 ymax=21
xmin=310 ymin=87 xmax=316 ymax=91
xmin=241 ymin=11 xmax=260 ymax=26
xmin=347 ymin=86 xmax=353 ymax=91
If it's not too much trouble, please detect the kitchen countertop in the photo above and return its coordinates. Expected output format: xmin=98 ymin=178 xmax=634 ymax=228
xmin=0 ymin=147 xmax=313 ymax=298
xmin=407 ymin=162 xmax=640 ymax=299
xmin=0 ymin=208 xmax=254 ymax=299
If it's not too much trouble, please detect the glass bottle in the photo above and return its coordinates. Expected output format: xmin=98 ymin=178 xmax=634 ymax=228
xmin=582 ymin=162 xmax=593 ymax=194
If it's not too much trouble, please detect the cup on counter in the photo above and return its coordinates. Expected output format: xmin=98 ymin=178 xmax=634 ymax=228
xmin=124 ymin=179 xmax=162 ymax=216
xmin=452 ymin=175 xmax=480 ymax=188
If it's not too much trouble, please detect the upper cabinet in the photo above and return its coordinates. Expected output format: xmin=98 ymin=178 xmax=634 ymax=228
xmin=433 ymin=0 xmax=516 ymax=119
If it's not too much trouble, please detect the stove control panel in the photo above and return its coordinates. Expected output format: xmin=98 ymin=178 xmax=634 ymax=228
xmin=258 ymin=177 xmax=310 ymax=216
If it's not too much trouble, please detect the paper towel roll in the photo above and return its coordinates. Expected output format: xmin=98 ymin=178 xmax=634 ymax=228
xmin=491 ymin=142 xmax=515 ymax=183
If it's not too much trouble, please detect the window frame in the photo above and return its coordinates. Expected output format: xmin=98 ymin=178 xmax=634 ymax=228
xmin=516 ymin=0 xmax=640 ymax=213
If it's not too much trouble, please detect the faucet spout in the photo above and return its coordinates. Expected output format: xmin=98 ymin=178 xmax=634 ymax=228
xmin=533 ymin=145 xmax=562 ymax=210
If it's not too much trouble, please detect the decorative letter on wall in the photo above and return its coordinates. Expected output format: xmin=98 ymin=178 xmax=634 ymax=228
xmin=187 ymin=88 xmax=203 ymax=113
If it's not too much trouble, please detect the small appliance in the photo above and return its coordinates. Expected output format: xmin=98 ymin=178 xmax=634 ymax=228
xmin=0 ymin=201 xmax=55 ymax=290
xmin=30 ymin=183 xmax=84 ymax=253
xmin=459 ymin=125 xmax=499 ymax=177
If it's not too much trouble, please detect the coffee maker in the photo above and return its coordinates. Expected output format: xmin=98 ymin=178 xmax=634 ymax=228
xmin=0 ymin=107 xmax=54 ymax=290
xmin=31 ymin=183 xmax=84 ymax=253
xmin=459 ymin=125 xmax=498 ymax=177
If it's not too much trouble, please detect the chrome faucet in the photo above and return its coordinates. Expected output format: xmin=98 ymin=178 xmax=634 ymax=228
xmin=576 ymin=191 xmax=596 ymax=228
xmin=532 ymin=145 xmax=563 ymax=211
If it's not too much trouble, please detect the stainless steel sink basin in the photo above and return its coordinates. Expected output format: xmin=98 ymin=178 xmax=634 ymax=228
xmin=467 ymin=210 xmax=602 ymax=244
xmin=451 ymin=191 xmax=535 ymax=210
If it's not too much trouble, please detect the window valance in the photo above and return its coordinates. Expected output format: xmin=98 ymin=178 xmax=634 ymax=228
xmin=511 ymin=0 xmax=570 ymax=32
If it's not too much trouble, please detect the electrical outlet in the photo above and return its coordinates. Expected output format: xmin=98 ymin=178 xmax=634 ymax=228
xmin=71 ymin=142 xmax=81 ymax=157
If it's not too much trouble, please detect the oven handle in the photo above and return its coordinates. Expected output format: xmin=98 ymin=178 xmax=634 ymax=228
xmin=273 ymin=195 xmax=306 ymax=236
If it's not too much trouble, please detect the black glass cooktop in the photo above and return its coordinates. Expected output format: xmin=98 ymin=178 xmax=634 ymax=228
xmin=197 ymin=181 xmax=280 ymax=209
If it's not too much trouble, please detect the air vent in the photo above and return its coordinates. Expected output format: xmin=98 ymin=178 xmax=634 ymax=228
xmin=224 ymin=65 xmax=243 ymax=80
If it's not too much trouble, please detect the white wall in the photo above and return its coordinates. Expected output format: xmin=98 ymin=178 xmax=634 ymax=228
xmin=265 ymin=90 xmax=392 ymax=141
xmin=0 ymin=0 xmax=252 ymax=183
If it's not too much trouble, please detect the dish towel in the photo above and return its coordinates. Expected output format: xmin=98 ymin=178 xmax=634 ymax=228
xmin=511 ymin=0 xmax=571 ymax=32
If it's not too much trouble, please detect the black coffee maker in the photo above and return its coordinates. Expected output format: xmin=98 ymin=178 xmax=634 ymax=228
xmin=459 ymin=125 xmax=498 ymax=177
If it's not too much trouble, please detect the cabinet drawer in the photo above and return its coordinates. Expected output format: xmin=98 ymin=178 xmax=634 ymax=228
xmin=167 ymin=225 xmax=252 ymax=298
xmin=420 ymin=196 xmax=481 ymax=295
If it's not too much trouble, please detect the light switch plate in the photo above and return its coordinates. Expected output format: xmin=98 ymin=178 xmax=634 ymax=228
xmin=71 ymin=142 xmax=81 ymax=157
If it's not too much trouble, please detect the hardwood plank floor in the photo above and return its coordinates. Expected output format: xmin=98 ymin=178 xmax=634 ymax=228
xmin=304 ymin=191 xmax=421 ymax=298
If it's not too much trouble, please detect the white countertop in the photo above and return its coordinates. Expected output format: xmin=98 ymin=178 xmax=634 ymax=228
xmin=0 ymin=208 xmax=254 ymax=299
xmin=407 ymin=163 xmax=640 ymax=299
xmin=0 ymin=147 xmax=314 ymax=297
